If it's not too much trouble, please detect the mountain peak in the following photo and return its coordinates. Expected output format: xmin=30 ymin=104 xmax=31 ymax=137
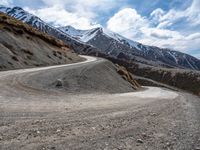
xmin=0 ymin=6 xmax=24 ymax=13
xmin=59 ymin=25 xmax=78 ymax=33
xmin=62 ymin=25 xmax=76 ymax=30
xmin=95 ymin=27 xmax=103 ymax=31
xmin=1 ymin=6 xmax=200 ymax=70
xmin=12 ymin=6 xmax=23 ymax=11
xmin=58 ymin=26 xmax=103 ymax=42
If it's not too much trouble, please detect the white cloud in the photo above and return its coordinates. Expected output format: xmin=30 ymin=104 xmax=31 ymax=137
xmin=138 ymin=30 xmax=200 ymax=53
xmin=138 ymin=28 xmax=200 ymax=54
xmin=187 ymin=33 xmax=200 ymax=40
xmin=106 ymin=4 xmax=200 ymax=57
xmin=24 ymin=6 xmax=100 ymax=29
xmin=141 ymin=28 xmax=182 ymax=40
xmin=186 ymin=0 xmax=200 ymax=26
xmin=155 ymin=0 xmax=200 ymax=29
xmin=40 ymin=0 xmax=122 ymax=19
xmin=150 ymin=8 xmax=165 ymax=22
xmin=41 ymin=0 xmax=120 ymax=10
xmin=0 ymin=0 xmax=12 ymax=6
xmin=17 ymin=0 xmax=200 ymax=58
xmin=157 ymin=21 xmax=172 ymax=29
xmin=195 ymin=54 xmax=200 ymax=59
xmin=24 ymin=0 xmax=123 ymax=29
xmin=107 ymin=8 xmax=149 ymax=40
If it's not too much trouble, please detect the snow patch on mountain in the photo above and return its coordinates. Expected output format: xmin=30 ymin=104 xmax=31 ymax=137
xmin=1 ymin=5 xmax=200 ymax=71
xmin=58 ymin=26 xmax=101 ymax=42
xmin=58 ymin=26 xmax=142 ymax=51
xmin=59 ymin=25 xmax=200 ymax=70
xmin=0 ymin=6 xmax=59 ymax=33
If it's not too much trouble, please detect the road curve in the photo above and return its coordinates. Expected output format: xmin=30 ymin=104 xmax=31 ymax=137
xmin=0 ymin=55 xmax=200 ymax=150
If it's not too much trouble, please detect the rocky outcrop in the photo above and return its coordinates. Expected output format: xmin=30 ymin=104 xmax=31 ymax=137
xmin=116 ymin=64 xmax=141 ymax=90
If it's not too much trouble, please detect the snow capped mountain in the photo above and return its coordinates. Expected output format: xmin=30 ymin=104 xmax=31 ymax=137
xmin=0 ymin=6 xmax=100 ymax=54
xmin=0 ymin=6 xmax=49 ymax=31
xmin=1 ymin=5 xmax=200 ymax=70
xmin=58 ymin=26 xmax=200 ymax=70
xmin=59 ymin=26 xmax=87 ymax=39
xmin=59 ymin=26 xmax=103 ymax=42
xmin=59 ymin=26 xmax=140 ymax=49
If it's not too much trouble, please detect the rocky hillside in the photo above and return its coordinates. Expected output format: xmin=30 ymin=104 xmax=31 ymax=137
xmin=0 ymin=13 xmax=83 ymax=71
xmin=2 ymin=6 xmax=200 ymax=71
xmin=87 ymin=52 xmax=200 ymax=95
xmin=1 ymin=6 xmax=200 ymax=95
xmin=0 ymin=6 xmax=100 ymax=55
xmin=59 ymin=26 xmax=200 ymax=70
xmin=59 ymin=26 xmax=200 ymax=95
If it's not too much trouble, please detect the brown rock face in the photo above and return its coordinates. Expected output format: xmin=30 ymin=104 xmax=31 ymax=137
xmin=116 ymin=64 xmax=141 ymax=90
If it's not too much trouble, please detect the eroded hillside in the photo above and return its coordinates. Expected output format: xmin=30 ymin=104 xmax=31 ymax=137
xmin=0 ymin=13 xmax=83 ymax=71
xmin=84 ymin=51 xmax=200 ymax=96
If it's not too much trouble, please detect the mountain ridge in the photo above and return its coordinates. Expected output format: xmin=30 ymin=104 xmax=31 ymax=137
xmin=1 ymin=6 xmax=200 ymax=71
xmin=0 ymin=6 xmax=102 ymax=55
xmin=58 ymin=25 xmax=200 ymax=70
xmin=0 ymin=12 xmax=83 ymax=70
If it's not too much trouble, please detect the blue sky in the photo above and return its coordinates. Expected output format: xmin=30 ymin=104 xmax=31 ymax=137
xmin=1 ymin=0 xmax=200 ymax=58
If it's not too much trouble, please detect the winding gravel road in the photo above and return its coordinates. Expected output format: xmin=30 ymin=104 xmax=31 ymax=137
xmin=0 ymin=56 xmax=200 ymax=150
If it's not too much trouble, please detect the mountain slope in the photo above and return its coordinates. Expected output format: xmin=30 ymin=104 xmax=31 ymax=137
xmin=0 ymin=6 xmax=101 ymax=55
xmin=59 ymin=26 xmax=200 ymax=70
xmin=0 ymin=13 xmax=83 ymax=70
xmin=59 ymin=26 xmax=200 ymax=95
xmin=1 ymin=6 xmax=200 ymax=71
xmin=1 ymin=53 xmax=199 ymax=150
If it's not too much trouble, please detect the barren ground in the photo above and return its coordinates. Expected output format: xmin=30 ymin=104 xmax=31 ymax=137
xmin=0 ymin=56 xmax=200 ymax=150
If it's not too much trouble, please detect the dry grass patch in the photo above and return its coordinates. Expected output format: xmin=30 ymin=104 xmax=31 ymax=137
xmin=0 ymin=12 xmax=70 ymax=50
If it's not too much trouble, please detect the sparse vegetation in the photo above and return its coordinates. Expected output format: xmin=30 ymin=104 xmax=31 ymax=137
xmin=2 ymin=42 xmax=18 ymax=55
xmin=2 ymin=26 xmax=12 ymax=32
xmin=13 ymin=28 xmax=24 ymax=35
xmin=0 ymin=13 xmax=83 ymax=71
xmin=8 ymin=61 xmax=13 ymax=65
xmin=2 ymin=15 xmax=7 ymax=20
xmin=53 ymin=51 xmax=57 ymax=57
xmin=26 ymin=36 xmax=30 ymax=39
xmin=26 ymin=55 xmax=32 ymax=60
xmin=22 ymin=48 xmax=34 ymax=56
xmin=47 ymin=55 xmax=52 ymax=59
xmin=57 ymin=51 xmax=62 ymax=55
xmin=11 ymin=56 xmax=19 ymax=61
xmin=0 ymin=12 xmax=70 ymax=50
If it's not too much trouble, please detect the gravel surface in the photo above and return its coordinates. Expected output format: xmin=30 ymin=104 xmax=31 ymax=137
xmin=0 ymin=56 xmax=200 ymax=150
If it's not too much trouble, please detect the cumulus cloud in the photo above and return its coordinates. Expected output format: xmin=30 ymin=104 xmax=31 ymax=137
xmin=40 ymin=0 xmax=122 ymax=20
xmin=0 ymin=0 xmax=12 ymax=6
xmin=141 ymin=28 xmax=182 ymax=39
xmin=106 ymin=0 xmax=200 ymax=58
xmin=24 ymin=6 xmax=100 ymax=29
xmin=150 ymin=8 xmax=165 ymax=22
xmin=41 ymin=0 xmax=119 ymax=10
xmin=24 ymin=0 xmax=123 ymax=29
xmin=138 ymin=30 xmax=200 ymax=53
xmin=24 ymin=0 xmax=200 ymax=56
xmin=5 ymin=0 xmax=199 ymax=57
xmin=186 ymin=0 xmax=200 ymax=26
xmin=107 ymin=8 xmax=149 ymax=40
xmin=187 ymin=33 xmax=200 ymax=40
xmin=155 ymin=0 xmax=200 ymax=29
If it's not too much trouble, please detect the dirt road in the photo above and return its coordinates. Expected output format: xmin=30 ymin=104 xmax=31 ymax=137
xmin=0 ymin=56 xmax=200 ymax=150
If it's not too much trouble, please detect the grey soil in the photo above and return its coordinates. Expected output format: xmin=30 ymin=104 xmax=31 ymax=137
xmin=0 ymin=56 xmax=200 ymax=150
